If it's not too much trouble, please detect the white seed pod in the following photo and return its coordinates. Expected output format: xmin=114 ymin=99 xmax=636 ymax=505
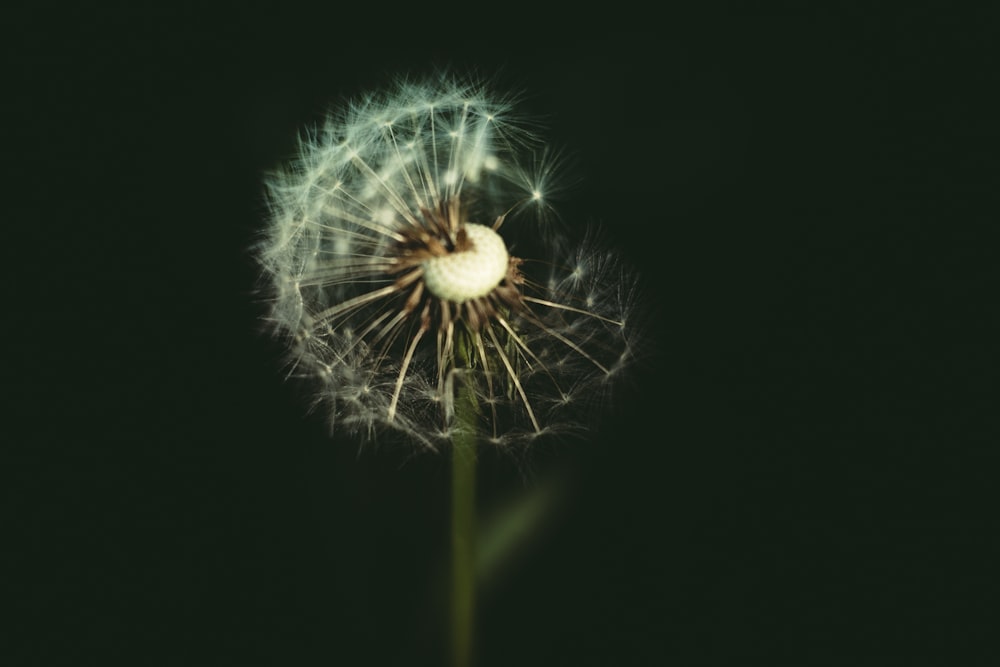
xmin=259 ymin=73 xmax=638 ymax=450
xmin=421 ymin=223 xmax=509 ymax=302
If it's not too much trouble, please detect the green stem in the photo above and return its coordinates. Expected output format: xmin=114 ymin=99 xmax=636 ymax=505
xmin=451 ymin=331 xmax=478 ymax=667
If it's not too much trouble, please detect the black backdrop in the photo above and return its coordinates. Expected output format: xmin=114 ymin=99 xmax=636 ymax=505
xmin=7 ymin=5 xmax=997 ymax=665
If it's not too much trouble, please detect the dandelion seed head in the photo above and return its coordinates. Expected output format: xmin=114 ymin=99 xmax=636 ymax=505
xmin=258 ymin=72 xmax=641 ymax=451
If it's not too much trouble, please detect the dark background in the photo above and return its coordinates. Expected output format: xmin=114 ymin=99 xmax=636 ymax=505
xmin=6 ymin=4 xmax=997 ymax=665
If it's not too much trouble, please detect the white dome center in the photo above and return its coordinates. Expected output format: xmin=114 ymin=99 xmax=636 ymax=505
xmin=421 ymin=223 xmax=509 ymax=302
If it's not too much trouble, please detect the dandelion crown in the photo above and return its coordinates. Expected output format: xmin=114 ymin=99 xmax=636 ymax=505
xmin=260 ymin=74 xmax=638 ymax=449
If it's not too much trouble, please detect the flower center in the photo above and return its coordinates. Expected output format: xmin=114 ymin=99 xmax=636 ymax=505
xmin=421 ymin=223 xmax=509 ymax=303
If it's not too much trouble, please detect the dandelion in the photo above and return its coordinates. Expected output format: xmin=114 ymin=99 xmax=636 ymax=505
xmin=258 ymin=72 xmax=642 ymax=667
xmin=258 ymin=73 xmax=638 ymax=451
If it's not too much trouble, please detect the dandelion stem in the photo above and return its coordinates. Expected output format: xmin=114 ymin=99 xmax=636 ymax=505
xmin=451 ymin=329 xmax=478 ymax=667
